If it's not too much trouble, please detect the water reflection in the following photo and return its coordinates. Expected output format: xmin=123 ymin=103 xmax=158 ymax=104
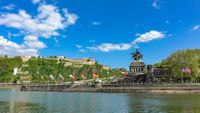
xmin=0 ymin=89 xmax=130 ymax=113
xmin=0 ymin=101 xmax=46 ymax=113
xmin=128 ymin=94 xmax=200 ymax=113
xmin=42 ymin=93 xmax=130 ymax=113
xmin=1 ymin=89 xmax=200 ymax=113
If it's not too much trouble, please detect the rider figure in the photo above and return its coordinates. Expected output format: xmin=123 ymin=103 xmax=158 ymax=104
xmin=131 ymin=49 xmax=143 ymax=61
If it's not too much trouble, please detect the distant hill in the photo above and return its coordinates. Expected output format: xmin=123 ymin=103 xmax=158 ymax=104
xmin=0 ymin=56 xmax=126 ymax=83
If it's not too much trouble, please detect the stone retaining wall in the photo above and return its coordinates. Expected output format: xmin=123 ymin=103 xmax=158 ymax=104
xmin=20 ymin=83 xmax=200 ymax=93
xmin=0 ymin=83 xmax=21 ymax=89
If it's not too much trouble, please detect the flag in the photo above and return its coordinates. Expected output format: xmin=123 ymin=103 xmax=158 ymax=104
xmin=181 ymin=67 xmax=191 ymax=74
xmin=93 ymin=73 xmax=99 ymax=79
xmin=49 ymin=75 xmax=54 ymax=80
xmin=121 ymin=71 xmax=128 ymax=76
xmin=103 ymin=77 xmax=107 ymax=80
xmin=81 ymin=74 xmax=87 ymax=80
xmin=70 ymin=74 xmax=77 ymax=80
xmin=59 ymin=74 xmax=64 ymax=80
xmin=41 ymin=76 xmax=44 ymax=80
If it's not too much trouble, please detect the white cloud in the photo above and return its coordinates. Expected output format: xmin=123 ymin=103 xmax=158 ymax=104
xmin=79 ymin=49 xmax=86 ymax=52
xmin=87 ymin=43 xmax=132 ymax=52
xmin=0 ymin=3 xmax=78 ymax=56
xmin=81 ymin=30 xmax=165 ymax=52
xmin=63 ymin=9 xmax=79 ymax=26
xmin=76 ymin=44 xmax=83 ymax=48
xmin=32 ymin=0 xmax=42 ymax=4
xmin=193 ymin=25 xmax=200 ymax=30
xmin=24 ymin=35 xmax=47 ymax=49
xmin=1 ymin=4 xmax=16 ymax=10
xmin=53 ymin=37 xmax=59 ymax=46
xmin=133 ymin=30 xmax=165 ymax=43
xmin=152 ymin=0 xmax=160 ymax=9
xmin=0 ymin=5 xmax=78 ymax=38
xmin=92 ymin=21 xmax=101 ymax=26
xmin=0 ymin=36 xmax=38 ymax=56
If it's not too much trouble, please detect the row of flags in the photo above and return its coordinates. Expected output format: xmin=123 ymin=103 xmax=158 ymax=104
xmin=45 ymin=71 xmax=127 ymax=81
xmin=47 ymin=72 xmax=118 ymax=81
xmin=47 ymin=74 xmax=77 ymax=80
xmin=47 ymin=67 xmax=192 ymax=81
xmin=47 ymin=73 xmax=98 ymax=81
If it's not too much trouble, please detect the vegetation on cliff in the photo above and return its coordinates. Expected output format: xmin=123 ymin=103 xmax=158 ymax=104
xmin=0 ymin=56 xmax=22 ymax=82
xmin=0 ymin=56 xmax=125 ymax=83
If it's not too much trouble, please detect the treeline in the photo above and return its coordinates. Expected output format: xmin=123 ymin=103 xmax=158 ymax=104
xmin=0 ymin=57 xmax=125 ymax=83
xmin=155 ymin=49 xmax=200 ymax=82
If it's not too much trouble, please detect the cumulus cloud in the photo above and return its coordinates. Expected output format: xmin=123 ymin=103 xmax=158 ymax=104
xmin=193 ymin=25 xmax=200 ymax=30
xmin=87 ymin=43 xmax=132 ymax=52
xmin=0 ymin=3 xmax=78 ymax=56
xmin=24 ymin=35 xmax=47 ymax=49
xmin=76 ymin=44 xmax=83 ymax=48
xmin=0 ymin=36 xmax=38 ymax=56
xmin=79 ymin=49 xmax=86 ymax=52
xmin=63 ymin=9 xmax=79 ymax=26
xmin=1 ymin=4 xmax=16 ymax=10
xmin=81 ymin=30 xmax=165 ymax=52
xmin=152 ymin=0 xmax=160 ymax=9
xmin=0 ymin=4 xmax=78 ymax=38
xmin=133 ymin=30 xmax=165 ymax=43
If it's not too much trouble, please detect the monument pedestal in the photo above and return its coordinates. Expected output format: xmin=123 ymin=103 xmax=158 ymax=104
xmin=129 ymin=61 xmax=146 ymax=76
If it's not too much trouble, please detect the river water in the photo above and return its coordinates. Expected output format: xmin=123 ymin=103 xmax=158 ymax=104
xmin=0 ymin=89 xmax=200 ymax=113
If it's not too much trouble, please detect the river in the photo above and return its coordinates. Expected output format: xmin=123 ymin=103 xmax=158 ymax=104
xmin=0 ymin=89 xmax=200 ymax=113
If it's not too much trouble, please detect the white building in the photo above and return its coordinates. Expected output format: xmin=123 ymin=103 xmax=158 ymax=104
xmin=21 ymin=56 xmax=32 ymax=62
xmin=13 ymin=68 xmax=18 ymax=75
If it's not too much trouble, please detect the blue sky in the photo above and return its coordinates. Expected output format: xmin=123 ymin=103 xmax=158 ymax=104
xmin=0 ymin=0 xmax=200 ymax=69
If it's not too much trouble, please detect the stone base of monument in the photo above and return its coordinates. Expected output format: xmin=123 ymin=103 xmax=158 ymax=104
xmin=129 ymin=61 xmax=146 ymax=74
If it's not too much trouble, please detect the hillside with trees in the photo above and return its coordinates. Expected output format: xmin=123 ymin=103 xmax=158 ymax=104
xmin=155 ymin=49 xmax=200 ymax=82
xmin=0 ymin=56 xmax=125 ymax=83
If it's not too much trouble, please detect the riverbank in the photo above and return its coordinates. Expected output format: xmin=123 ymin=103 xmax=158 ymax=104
xmin=20 ymin=83 xmax=200 ymax=94
xmin=0 ymin=83 xmax=21 ymax=89
xmin=100 ymin=86 xmax=200 ymax=94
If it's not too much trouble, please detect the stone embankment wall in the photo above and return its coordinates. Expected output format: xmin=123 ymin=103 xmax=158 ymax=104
xmin=21 ymin=84 xmax=98 ymax=92
xmin=100 ymin=86 xmax=200 ymax=93
xmin=0 ymin=83 xmax=21 ymax=89
xmin=21 ymin=85 xmax=71 ymax=91
xmin=21 ymin=83 xmax=200 ymax=93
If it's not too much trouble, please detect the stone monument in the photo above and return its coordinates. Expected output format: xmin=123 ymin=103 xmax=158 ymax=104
xmin=129 ymin=49 xmax=146 ymax=76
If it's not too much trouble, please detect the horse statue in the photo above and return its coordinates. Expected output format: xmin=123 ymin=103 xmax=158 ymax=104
xmin=131 ymin=49 xmax=143 ymax=61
